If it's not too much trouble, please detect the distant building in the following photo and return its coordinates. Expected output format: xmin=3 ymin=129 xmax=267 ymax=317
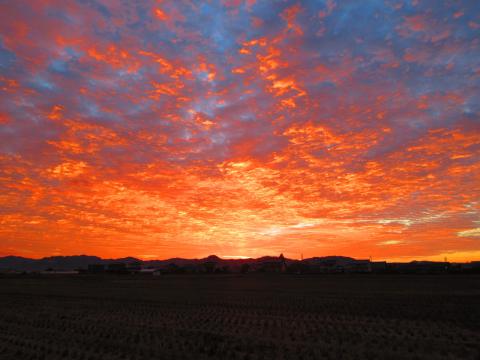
xmin=455 ymin=261 xmax=480 ymax=273
xmin=153 ymin=269 xmax=162 ymax=276
xmin=256 ymin=254 xmax=288 ymax=273
xmin=345 ymin=260 xmax=371 ymax=273
xmin=387 ymin=261 xmax=448 ymax=274
xmin=303 ymin=257 xmax=373 ymax=273
xmin=40 ymin=269 xmax=79 ymax=275
xmin=107 ymin=263 xmax=127 ymax=273
xmin=88 ymin=264 xmax=105 ymax=273
xmin=371 ymin=261 xmax=387 ymax=272
xmin=127 ymin=262 xmax=142 ymax=272
xmin=138 ymin=268 xmax=157 ymax=274
xmin=0 ymin=269 xmax=24 ymax=275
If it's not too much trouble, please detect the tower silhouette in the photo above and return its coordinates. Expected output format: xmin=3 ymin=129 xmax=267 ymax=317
xmin=279 ymin=253 xmax=287 ymax=273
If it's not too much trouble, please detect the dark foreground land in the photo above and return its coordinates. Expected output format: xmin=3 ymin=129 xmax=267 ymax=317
xmin=0 ymin=274 xmax=479 ymax=360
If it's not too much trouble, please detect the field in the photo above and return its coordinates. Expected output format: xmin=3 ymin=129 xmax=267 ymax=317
xmin=0 ymin=274 xmax=479 ymax=360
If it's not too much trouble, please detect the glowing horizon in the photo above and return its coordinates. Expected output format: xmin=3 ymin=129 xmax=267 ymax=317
xmin=0 ymin=1 xmax=479 ymax=261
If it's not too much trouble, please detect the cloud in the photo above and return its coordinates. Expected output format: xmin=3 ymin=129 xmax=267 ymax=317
xmin=0 ymin=0 xmax=478 ymax=260
xmin=48 ymin=161 xmax=87 ymax=179
xmin=378 ymin=240 xmax=403 ymax=246
xmin=458 ymin=228 xmax=480 ymax=238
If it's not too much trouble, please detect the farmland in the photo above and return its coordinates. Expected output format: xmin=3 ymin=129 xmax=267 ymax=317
xmin=0 ymin=274 xmax=479 ymax=359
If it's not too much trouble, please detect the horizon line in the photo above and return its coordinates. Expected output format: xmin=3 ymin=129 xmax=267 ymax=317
xmin=1 ymin=253 xmax=479 ymax=263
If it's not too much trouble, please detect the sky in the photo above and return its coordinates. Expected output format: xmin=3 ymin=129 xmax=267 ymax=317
xmin=0 ymin=0 xmax=479 ymax=261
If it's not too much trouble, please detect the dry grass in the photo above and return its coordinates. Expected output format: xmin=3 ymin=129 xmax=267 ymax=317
xmin=0 ymin=274 xmax=479 ymax=360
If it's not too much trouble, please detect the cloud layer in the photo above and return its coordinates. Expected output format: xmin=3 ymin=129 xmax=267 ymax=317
xmin=0 ymin=0 xmax=479 ymax=260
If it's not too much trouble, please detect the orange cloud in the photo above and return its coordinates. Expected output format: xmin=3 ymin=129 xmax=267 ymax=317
xmin=0 ymin=0 xmax=478 ymax=262
xmin=154 ymin=8 xmax=168 ymax=21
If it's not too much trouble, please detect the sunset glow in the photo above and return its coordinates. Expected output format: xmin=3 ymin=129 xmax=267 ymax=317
xmin=0 ymin=0 xmax=479 ymax=261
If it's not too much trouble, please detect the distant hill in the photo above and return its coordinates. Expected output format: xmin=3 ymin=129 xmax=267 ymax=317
xmin=1 ymin=254 xmax=477 ymax=273
xmin=0 ymin=254 xmax=293 ymax=271
xmin=0 ymin=255 xmax=140 ymax=271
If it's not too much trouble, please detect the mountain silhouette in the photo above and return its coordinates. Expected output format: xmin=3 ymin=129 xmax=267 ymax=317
xmin=0 ymin=254 xmax=292 ymax=271
xmin=1 ymin=254 xmax=476 ymax=273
